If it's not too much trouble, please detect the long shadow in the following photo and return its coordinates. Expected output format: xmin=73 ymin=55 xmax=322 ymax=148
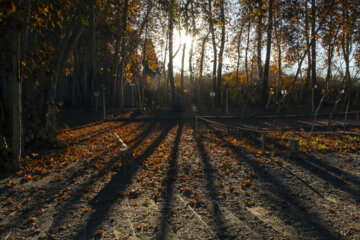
xmin=43 ymin=123 xmax=163 ymax=237
xmin=1 ymin=141 xmax=123 ymax=237
xmin=129 ymin=121 xmax=157 ymax=148
xmin=293 ymin=154 xmax=360 ymax=200
xmin=308 ymin=155 xmax=360 ymax=185
xmin=60 ymin=121 xmax=125 ymax=146
xmin=158 ymin=122 xmax=183 ymax=240
xmin=194 ymin=134 xmax=229 ymax=239
xmin=214 ymin=123 xmax=360 ymax=197
xmin=203 ymin=122 xmax=340 ymax=239
xmin=202 ymin=133 xmax=326 ymax=199
xmin=74 ymin=121 xmax=176 ymax=239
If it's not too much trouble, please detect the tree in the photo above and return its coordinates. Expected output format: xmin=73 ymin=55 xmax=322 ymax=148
xmin=216 ymin=0 xmax=226 ymax=107
xmin=262 ymin=0 xmax=274 ymax=107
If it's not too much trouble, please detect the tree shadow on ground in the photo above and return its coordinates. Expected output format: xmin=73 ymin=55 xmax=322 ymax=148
xmin=0 ymin=121 xmax=173 ymax=239
xmin=73 ymin=121 xmax=176 ymax=239
xmin=293 ymin=154 xmax=360 ymax=200
xmin=157 ymin=122 xmax=183 ymax=240
xmin=193 ymin=134 xmax=229 ymax=239
xmin=203 ymin=123 xmax=340 ymax=239
xmin=42 ymin=121 xmax=169 ymax=238
xmin=128 ymin=121 xmax=157 ymax=148
xmin=0 ymin=140 xmax=123 ymax=238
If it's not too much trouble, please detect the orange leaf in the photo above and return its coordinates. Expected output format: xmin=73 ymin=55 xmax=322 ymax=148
xmin=96 ymin=230 xmax=104 ymax=235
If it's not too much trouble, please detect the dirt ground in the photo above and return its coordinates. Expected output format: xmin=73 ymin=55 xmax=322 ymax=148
xmin=0 ymin=111 xmax=359 ymax=240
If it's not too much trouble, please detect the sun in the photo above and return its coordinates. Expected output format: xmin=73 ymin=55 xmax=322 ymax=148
xmin=172 ymin=29 xmax=195 ymax=72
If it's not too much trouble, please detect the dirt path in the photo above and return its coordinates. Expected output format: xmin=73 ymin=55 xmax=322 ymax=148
xmin=0 ymin=113 xmax=359 ymax=239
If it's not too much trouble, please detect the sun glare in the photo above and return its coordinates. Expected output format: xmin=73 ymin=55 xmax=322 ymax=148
xmin=172 ymin=29 xmax=194 ymax=71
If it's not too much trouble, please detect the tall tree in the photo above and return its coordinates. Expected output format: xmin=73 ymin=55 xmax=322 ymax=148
xmin=167 ymin=0 xmax=178 ymax=108
xmin=208 ymin=0 xmax=217 ymax=101
xmin=216 ymin=0 xmax=226 ymax=106
xmin=262 ymin=0 xmax=274 ymax=107
xmin=311 ymin=0 xmax=317 ymax=112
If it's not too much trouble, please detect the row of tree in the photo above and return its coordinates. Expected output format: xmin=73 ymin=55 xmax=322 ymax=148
xmin=0 ymin=0 xmax=359 ymax=170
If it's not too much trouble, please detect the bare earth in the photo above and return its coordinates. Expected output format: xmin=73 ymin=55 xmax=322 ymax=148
xmin=0 ymin=112 xmax=359 ymax=240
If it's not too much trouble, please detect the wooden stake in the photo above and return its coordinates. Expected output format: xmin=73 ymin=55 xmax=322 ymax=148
xmin=195 ymin=114 xmax=198 ymax=134
xmin=289 ymin=139 xmax=299 ymax=155
xmin=261 ymin=131 xmax=266 ymax=154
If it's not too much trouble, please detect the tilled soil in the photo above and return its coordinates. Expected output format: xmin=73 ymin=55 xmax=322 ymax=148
xmin=0 ymin=115 xmax=359 ymax=240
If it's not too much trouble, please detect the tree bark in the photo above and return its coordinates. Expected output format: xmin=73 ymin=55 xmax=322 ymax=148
xmin=189 ymin=3 xmax=195 ymax=103
xmin=208 ymin=0 xmax=217 ymax=97
xmin=198 ymin=33 xmax=209 ymax=107
xmin=244 ymin=22 xmax=251 ymax=87
xmin=46 ymin=22 xmax=83 ymax=140
xmin=118 ymin=0 xmax=129 ymax=110
xmin=216 ymin=0 xmax=226 ymax=107
xmin=180 ymin=42 xmax=186 ymax=100
xmin=168 ymin=0 xmax=177 ymax=108
xmin=311 ymin=0 xmax=317 ymax=112
xmin=262 ymin=0 xmax=273 ymax=107
xmin=256 ymin=0 xmax=264 ymax=99
xmin=275 ymin=25 xmax=283 ymax=98
xmin=304 ymin=0 xmax=311 ymax=92
xmin=235 ymin=26 xmax=243 ymax=87
xmin=86 ymin=2 xmax=96 ymax=111
xmin=8 ymin=27 xmax=22 ymax=170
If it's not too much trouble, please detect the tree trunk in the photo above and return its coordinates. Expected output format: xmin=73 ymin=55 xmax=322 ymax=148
xmin=216 ymin=0 xmax=226 ymax=108
xmin=8 ymin=28 xmax=22 ymax=170
xmin=235 ymin=27 xmax=243 ymax=87
xmin=168 ymin=0 xmax=177 ymax=109
xmin=198 ymin=33 xmax=209 ymax=107
xmin=111 ymin=10 xmax=121 ymax=107
xmin=256 ymin=0 xmax=264 ymax=98
xmin=304 ymin=0 xmax=311 ymax=92
xmin=262 ymin=0 xmax=273 ymax=107
xmin=86 ymin=2 xmax=96 ymax=111
xmin=180 ymin=42 xmax=186 ymax=100
xmin=163 ymin=33 xmax=168 ymax=104
xmin=208 ymin=0 xmax=217 ymax=98
xmin=141 ymin=25 xmax=148 ymax=111
xmin=47 ymin=22 xmax=83 ymax=139
xmin=275 ymin=26 xmax=283 ymax=99
xmin=189 ymin=4 xmax=195 ymax=104
xmin=245 ymin=22 xmax=251 ymax=87
xmin=118 ymin=0 xmax=129 ymax=110
xmin=311 ymin=0 xmax=317 ymax=112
